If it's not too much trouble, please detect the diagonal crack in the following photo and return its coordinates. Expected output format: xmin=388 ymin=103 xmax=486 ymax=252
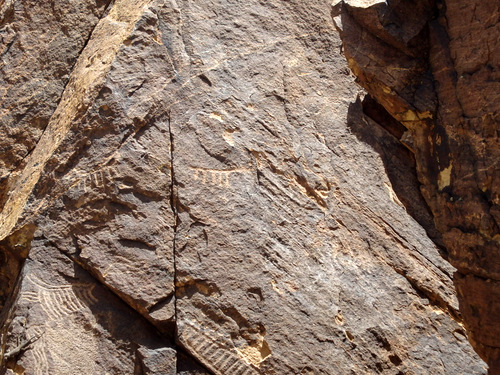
xmin=0 ymin=0 xmax=114 ymax=182
xmin=0 ymin=0 xmax=153 ymax=243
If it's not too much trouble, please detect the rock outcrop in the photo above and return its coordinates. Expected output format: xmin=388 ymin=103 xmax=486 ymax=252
xmin=0 ymin=0 xmax=492 ymax=374
xmin=332 ymin=0 xmax=500 ymax=372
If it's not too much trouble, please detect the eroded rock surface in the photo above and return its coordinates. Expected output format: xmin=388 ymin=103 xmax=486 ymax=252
xmin=0 ymin=0 xmax=111 ymax=205
xmin=332 ymin=0 xmax=500 ymax=371
xmin=0 ymin=0 xmax=490 ymax=374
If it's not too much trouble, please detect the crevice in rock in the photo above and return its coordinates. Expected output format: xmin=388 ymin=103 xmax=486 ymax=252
xmin=0 ymin=225 xmax=36 ymax=315
xmin=167 ymin=111 xmax=185 ymax=374
xmin=71 ymin=0 xmax=115 ymax=81
xmin=361 ymin=95 xmax=406 ymax=141
xmin=167 ymin=110 xmax=179 ymax=322
xmin=148 ymin=293 xmax=175 ymax=317
xmin=347 ymin=98 xmax=447 ymax=257
xmin=166 ymin=110 xmax=213 ymax=375
xmin=0 ymin=228 xmax=47 ymax=374
xmin=0 ymin=267 xmax=28 ymax=374
xmin=176 ymin=349 xmax=214 ymax=375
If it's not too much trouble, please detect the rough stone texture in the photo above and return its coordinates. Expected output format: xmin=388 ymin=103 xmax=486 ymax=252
xmin=332 ymin=0 xmax=500 ymax=372
xmin=0 ymin=0 xmax=490 ymax=374
xmin=0 ymin=0 xmax=111 ymax=204
xmin=2 ymin=240 xmax=173 ymax=375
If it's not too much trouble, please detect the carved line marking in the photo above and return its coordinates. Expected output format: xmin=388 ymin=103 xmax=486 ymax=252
xmin=180 ymin=321 xmax=259 ymax=375
xmin=19 ymin=277 xmax=100 ymax=374
xmin=22 ymin=275 xmax=98 ymax=320
xmin=76 ymin=166 xmax=117 ymax=193
xmin=102 ymin=255 xmax=146 ymax=278
xmin=33 ymin=342 xmax=49 ymax=375
xmin=25 ymin=326 xmax=49 ymax=375
xmin=190 ymin=167 xmax=250 ymax=188
xmin=20 ymin=291 xmax=38 ymax=302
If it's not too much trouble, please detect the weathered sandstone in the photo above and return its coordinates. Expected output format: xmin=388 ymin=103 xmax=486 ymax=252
xmin=0 ymin=0 xmax=493 ymax=374
xmin=332 ymin=0 xmax=500 ymax=371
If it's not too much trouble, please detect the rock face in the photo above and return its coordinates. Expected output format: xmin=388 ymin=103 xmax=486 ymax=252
xmin=0 ymin=0 xmax=491 ymax=374
xmin=332 ymin=0 xmax=500 ymax=372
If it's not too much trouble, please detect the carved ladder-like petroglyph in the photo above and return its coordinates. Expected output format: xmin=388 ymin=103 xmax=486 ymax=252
xmin=179 ymin=321 xmax=260 ymax=375
xmin=76 ymin=166 xmax=118 ymax=193
xmin=190 ymin=167 xmax=251 ymax=188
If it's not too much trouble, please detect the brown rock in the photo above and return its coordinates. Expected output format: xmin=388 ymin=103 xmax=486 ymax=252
xmin=333 ymin=0 xmax=500 ymax=371
xmin=0 ymin=0 xmax=490 ymax=374
xmin=136 ymin=347 xmax=177 ymax=375
xmin=2 ymin=237 xmax=172 ymax=374
xmin=0 ymin=0 xmax=111 ymax=204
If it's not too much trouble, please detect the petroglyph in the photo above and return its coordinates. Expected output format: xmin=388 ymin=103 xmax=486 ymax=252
xmin=19 ymin=275 xmax=99 ymax=374
xmin=22 ymin=275 xmax=98 ymax=320
xmin=179 ymin=320 xmax=260 ymax=375
xmin=101 ymin=255 xmax=144 ymax=278
xmin=76 ymin=166 xmax=117 ymax=193
xmin=190 ymin=167 xmax=251 ymax=188
xmin=13 ymin=326 xmax=50 ymax=375
xmin=32 ymin=341 xmax=49 ymax=375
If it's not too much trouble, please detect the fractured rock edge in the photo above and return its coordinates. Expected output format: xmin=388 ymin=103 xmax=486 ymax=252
xmin=0 ymin=0 xmax=491 ymax=373
xmin=332 ymin=0 xmax=500 ymax=371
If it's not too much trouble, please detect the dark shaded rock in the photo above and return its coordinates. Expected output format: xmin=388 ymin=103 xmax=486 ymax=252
xmin=176 ymin=351 xmax=211 ymax=375
xmin=0 ymin=225 xmax=34 ymax=312
xmin=1 ymin=235 xmax=173 ymax=374
xmin=136 ymin=346 xmax=177 ymax=375
xmin=332 ymin=0 xmax=500 ymax=371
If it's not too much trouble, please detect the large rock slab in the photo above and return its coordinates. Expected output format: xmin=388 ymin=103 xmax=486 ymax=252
xmin=168 ymin=0 xmax=484 ymax=373
xmin=0 ymin=0 xmax=489 ymax=374
xmin=332 ymin=0 xmax=500 ymax=371
xmin=0 ymin=0 xmax=111 ymax=199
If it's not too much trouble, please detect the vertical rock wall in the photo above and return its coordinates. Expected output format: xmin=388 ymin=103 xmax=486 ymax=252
xmin=0 ymin=0 xmax=491 ymax=374
xmin=332 ymin=0 xmax=500 ymax=372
